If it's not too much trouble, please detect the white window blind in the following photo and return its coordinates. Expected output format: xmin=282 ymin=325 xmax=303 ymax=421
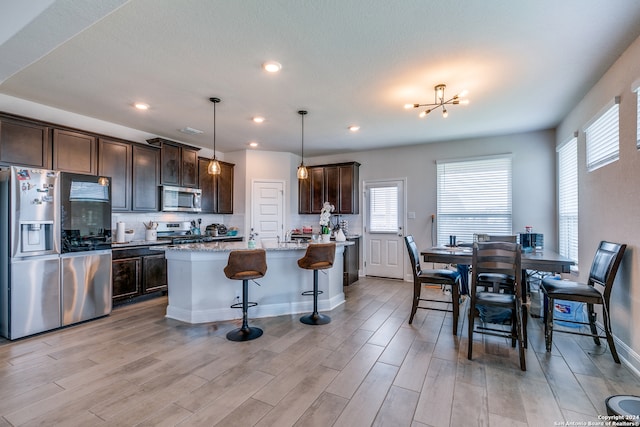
xmin=368 ymin=185 xmax=398 ymax=233
xmin=436 ymin=155 xmax=512 ymax=246
xmin=634 ymin=80 xmax=640 ymax=148
xmin=558 ymin=137 xmax=578 ymax=264
xmin=585 ymin=99 xmax=620 ymax=171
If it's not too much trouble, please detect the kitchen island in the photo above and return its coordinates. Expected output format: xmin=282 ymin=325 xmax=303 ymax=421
xmin=154 ymin=241 xmax=352 ymax=324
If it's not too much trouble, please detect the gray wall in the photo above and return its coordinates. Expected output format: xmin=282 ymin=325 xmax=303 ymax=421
xmin=557 ymin=34 xmax=640 ymax=372
xmin=307 ymin=129 xmax=557 ymax=255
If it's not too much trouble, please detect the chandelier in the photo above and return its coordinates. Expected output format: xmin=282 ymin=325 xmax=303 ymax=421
xmin=297 ymin=110 xmax=308 ymax=180
xmin=208 ymin=97 xmax=221 ymax=175
xmin=405 ymin=84 xmax=469 ymax=118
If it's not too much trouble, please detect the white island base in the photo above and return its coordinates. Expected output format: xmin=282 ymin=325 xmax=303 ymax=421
xmin=161 ymin=242 xmax=347 ymax=324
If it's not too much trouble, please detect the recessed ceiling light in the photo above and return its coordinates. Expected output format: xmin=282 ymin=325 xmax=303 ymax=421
xmin=262 ymin=61 xmax=282 ymax=73
xmin=253 ymin=116 xmax=265 ymax=123
xmin=134 ymin=102 xmax=149 ymax=110
xmin=249 ymin=142 xmax=259 ymax=148
xmin=348 ymin=125 xmax=360 ymax=132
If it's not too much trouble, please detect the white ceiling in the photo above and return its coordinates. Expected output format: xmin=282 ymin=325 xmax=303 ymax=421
xmin=1 ymin=0 xmax=640 ymax=157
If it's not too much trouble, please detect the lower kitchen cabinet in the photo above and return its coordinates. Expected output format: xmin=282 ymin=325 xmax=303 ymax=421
xmin=112 ymin=246 xmax=167 ymax=303
xmin=343 ymin=236 xmax=361 ymax=286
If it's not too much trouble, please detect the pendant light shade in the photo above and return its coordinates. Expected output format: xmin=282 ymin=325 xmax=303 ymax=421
xmin=208 ymin=97 xmax=221 ymax=175
xmin=297 ymin=110 xmax=308 ymax=180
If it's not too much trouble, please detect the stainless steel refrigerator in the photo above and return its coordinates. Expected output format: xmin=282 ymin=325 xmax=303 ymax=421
xmin=0 ymin=167 xmax=112 ymax=340
xmin=0 ymin=166 xmax=61 ymax=339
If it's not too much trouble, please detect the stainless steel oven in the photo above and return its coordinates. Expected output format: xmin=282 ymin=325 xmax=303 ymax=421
xmin=161 ymin=185 xmax=201 ymax=212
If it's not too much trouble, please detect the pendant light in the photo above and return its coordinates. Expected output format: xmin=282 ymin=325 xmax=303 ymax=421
xmin=208 ymin=97 xmax=221 ymax=175
xmin=297 ymin=110 xmax=308 ymax=180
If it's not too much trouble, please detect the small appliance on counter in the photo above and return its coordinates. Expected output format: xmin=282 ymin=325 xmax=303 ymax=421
xmin=205 ymin=223 xmax=227 ymax=236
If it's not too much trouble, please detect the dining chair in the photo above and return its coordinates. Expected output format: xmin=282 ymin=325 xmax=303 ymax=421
xmin=468 ymin=241 xmax=526 ymax=371
xmin=477 ymin=234 xmax=518 ymax=293
xmin=404 ymin=236 xmax=461 ymax=335
xmin=540 ymin=241 xmax=626 ymax=363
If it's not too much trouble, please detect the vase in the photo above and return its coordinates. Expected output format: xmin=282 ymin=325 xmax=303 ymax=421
xmin=335 ymin=228 xmax=346 ymax=242
xmin=321 ymin=233 xmax=331 ymax=243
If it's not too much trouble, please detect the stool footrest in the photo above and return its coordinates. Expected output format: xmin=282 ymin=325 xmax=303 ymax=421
xmin=302 ymin=290 xmax=324 ymax=296
xmin=230 ymin=301 xmax=258 ymax=309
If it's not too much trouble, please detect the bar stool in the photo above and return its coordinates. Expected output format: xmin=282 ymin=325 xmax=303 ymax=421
xmin=224 ymin=249 xmax=267 ymax=341
xmin=298 ymin=243 xmax=336 ymax=325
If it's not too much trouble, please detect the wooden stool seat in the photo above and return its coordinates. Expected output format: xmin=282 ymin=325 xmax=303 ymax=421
xmin=224 ymin=249 xmax=267 ymax=341
xmin=298 ymin=243 xmax=336 ymax=325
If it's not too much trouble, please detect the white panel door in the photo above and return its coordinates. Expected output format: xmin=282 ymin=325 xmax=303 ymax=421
xmin=364 ymin=180 xmax=405 ymax=279
xmin=251 ymin=180 xmax=284 ymax=246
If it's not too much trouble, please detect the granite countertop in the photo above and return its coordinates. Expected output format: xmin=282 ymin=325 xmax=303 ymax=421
xmin=111 ymin=235 xmax=244 ymax=249
xmin=152 ymin=240 xmax=354 ymax=253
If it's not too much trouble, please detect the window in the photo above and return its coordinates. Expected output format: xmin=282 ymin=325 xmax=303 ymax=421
xmin=436 ymin=155 xmax=512 ymax=246
xmin=634 ymin=79 xmax=640 ymax=148
xmin=585 ymin=97 xmax=620 ymax=171
xmin=558 ymin=136 xmax=578 ymax=264
xmin=368 ymin=185 xmax=398 ymax=233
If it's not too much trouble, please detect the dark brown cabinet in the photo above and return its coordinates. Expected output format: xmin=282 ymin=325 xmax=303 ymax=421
xmin=98 ymin=138 xmax=132 ymax=211
xmin=298 ymin=162 xmax=360 ymax=214
xmin=132 ymin=144 xmax=160 ymax=211
xmin=198 ymin=157 xmax=234 ymax=214
xmin=112 ymin=246 xmax=167 ymax=303
xmin=112 ymin=257 xmax=141 ymax=301
xmin=0 ymin=114 xmax=51 ymax=168
xmin=142 ymin=254 xmax=168 ymax=293
xmin=147 ymin=138 xmax=199 ymax=188
xmin=53 ymin=129 xmax=97 ymax=175
xmin=344 ymin=236 xmax=361 ymax=286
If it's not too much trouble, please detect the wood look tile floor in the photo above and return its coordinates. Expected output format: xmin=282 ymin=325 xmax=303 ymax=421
xmin=0 ymin=277 xmax=638 ymax=426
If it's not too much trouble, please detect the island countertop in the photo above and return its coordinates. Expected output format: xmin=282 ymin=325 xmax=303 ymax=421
xmin=157 ymin=240 xmax=351 ymax=324
xmin=153 ymin=240 xmax=354 ymax=252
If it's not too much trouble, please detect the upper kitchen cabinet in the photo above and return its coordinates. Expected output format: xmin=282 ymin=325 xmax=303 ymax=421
xmin=131 ymin=144 xmax=160 ymax=211
xmin=0 ymin=114 xmax=51 ymax=169
xmin=53 ymin=129 xmax=97 ymax=175
xmin=298 ymin=162 xmax=360 ymax=214
xmin=197 ymin=157 xmax=234 ymax=214
xmin=98 ymin=138 xmax=132 ymax=211
xmin=147 ymin=138 xmax=199 ymax=188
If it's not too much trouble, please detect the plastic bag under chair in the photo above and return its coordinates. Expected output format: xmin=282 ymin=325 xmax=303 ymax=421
xmin=477 ymin=304 xmax=512 ymax=324
xmin=552 ymin=300 xmax=587 ymax=328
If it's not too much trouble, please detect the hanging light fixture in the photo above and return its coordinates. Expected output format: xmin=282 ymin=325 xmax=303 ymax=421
xmin=404 ymin=84 xmax=469 ymax=118
xmin=297 ymin=110 xmax=309 ymax=180
xmin=208 ymin=97 xmax=221 ymax=175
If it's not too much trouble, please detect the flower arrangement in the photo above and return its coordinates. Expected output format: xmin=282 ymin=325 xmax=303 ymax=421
xmin=319 ymin=201 xmax=334 ymax=235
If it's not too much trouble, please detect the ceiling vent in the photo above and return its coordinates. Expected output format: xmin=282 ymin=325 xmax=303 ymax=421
xmin=179 ymin=127 xmax=203 ymax=135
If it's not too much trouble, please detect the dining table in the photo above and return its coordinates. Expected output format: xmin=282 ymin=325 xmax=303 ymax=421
xmin=421 ymin=245 xmax=575 ymax=339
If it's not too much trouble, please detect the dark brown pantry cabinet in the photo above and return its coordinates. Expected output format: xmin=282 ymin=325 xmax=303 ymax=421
xmin=0 ymin=114 xmax=51 ymax=168
xmin=198 ymin=157 xmax=234 ymax=214
xmin=298 ymin=161 xmax=360 ymax=214
xmin=147 ymin=138 xmax=199 ymax=188
xmin=53 ymin=128 xmax=97 ymax=175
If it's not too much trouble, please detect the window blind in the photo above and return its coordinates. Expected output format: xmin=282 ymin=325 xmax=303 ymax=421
xmin=585 ymin=99 xmax=620 ymax=171
xmin=368 ymin=185 xmax=398 ymax=233
xmin=634 ymin=81 xmax=640 ymax=148
xmin=436 ymin=155 xmax=512 ymax=246
xmin=557 ymin=137 xmax=578 ymax=264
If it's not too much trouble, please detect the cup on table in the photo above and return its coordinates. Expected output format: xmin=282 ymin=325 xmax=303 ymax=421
xmin=449 ymin=235 xmax=456 ymax=246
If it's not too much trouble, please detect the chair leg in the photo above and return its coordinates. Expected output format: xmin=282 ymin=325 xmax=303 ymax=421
xmin=544 ymin=295 xmax=554 ymax=352
xmin=467 ymin=294 xmax=475 ymax=360
xmin=227 ymin=279 xmax=263 ymax=342
xmin=516 ymin=300 xmax=526 ymax=371
xmin=602 ymin=299 xmax=620 ymax=364
xmin=409 ymin=278 xmax=420 ymax=324
xmin=511 ymin=309 xmax=517 ymax=348
xmin=300 ymin=269 xmax=331 ymax=325
xmin=451 ymin=279 xmax=459 ymax=336
xmin=587 ymin=303 xmax=601 ymax=346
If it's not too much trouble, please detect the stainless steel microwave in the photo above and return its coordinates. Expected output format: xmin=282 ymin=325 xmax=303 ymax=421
xmin=161 ymin=186 xmax=202 ymax=212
